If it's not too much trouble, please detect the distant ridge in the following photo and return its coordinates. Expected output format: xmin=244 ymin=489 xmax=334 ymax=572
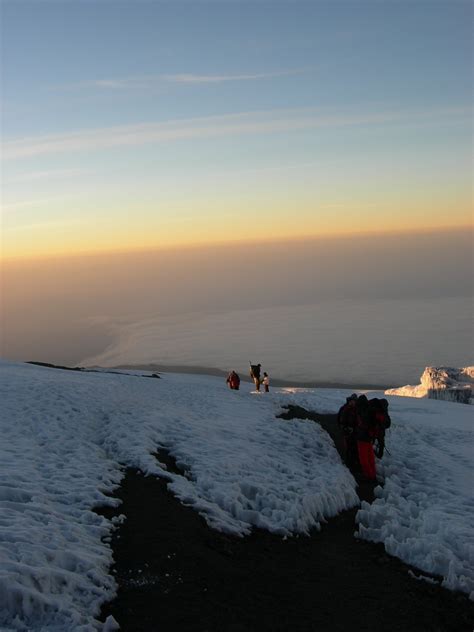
xmin=26 ymin=361 xmax=161 ymax=379
xmin=111 ymin=363 xmax=390 ymax=390
xmin=26 ymin=360 xmax=389 ymax=390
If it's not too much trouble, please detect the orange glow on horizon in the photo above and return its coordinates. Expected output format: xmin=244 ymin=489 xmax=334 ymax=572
xmin=2 ymin=222 xmax=472 ymax=264
xmin=3 ymin=178 xmax=472 ymax=262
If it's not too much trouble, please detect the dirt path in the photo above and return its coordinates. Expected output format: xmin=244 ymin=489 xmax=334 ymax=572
xmin=99 ymin=410 xmax=474 ymax=632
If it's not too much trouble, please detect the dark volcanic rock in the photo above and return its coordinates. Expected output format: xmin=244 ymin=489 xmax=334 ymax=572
xmin=99 ymin=428 xmax=474 ymax=631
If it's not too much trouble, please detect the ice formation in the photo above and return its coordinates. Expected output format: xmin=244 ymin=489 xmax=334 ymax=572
xmin=386 ymin=366 xmax=474 ymax=404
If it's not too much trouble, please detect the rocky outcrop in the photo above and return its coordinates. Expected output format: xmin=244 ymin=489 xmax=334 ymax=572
xmin=386 ymin=367 xmax=474 ymax=405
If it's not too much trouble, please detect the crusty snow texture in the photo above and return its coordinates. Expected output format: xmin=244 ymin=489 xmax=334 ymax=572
xmin=0 ymin=361 xmax=357 ymax=630
xmin=1 ymin=362 xmax=473 ymax=630
xmin=281 ymin=387 xmax=474 ymax=600
xmin=386 ymin=366 xmax=474 ymax=404
xmin=356 ymin=396 xmax=474 ymax=600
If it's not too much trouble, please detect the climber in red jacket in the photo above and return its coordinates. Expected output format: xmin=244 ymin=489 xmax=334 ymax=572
xmin=226 ymin=370 xmax=241 ymax=390
xmin=355 ymin=395 xmax=377 ymax=481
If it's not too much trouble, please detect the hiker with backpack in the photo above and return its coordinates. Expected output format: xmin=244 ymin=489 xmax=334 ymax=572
xmin=354 ymin=395 xmax=392 ymax=481
xmin=355 ymin=395 xmax=377 ymax=481
xmin=337 ymin=393 xmax=359 ymax=469
xmin=249 ymin=362 xmax=262 ymax=391
xmin=226 ymin=370 xmax=241 ymax=391
xmin=368 ymin=397 xmax=391 ymax=458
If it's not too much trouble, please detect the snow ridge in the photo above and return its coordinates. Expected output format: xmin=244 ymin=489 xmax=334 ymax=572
xmin=0 ymin=361 xmax=358 ymax=630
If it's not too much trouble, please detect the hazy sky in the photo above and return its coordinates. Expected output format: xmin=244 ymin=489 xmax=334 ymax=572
xmin=2 ymin=228 xmax=472 ymax=366
xmin=1 ymin=1 xmax=472 ymax=376
xmin=2 ymin=0 xmax=472 ymax=259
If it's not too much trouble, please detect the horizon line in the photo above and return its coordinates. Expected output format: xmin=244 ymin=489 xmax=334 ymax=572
xmin=3 ymin=223 xmax=472 ymax=264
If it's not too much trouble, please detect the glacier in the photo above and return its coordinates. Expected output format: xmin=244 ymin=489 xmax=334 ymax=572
xmin=386 ymin=366 xmax=474 ymax=404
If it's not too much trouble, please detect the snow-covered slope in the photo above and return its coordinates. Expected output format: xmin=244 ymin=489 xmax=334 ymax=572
xmin=356 ymin=394 xmax=473 ymax=597
xmin=0 ymin=360 xmax=472 ymax=630
xmin=0 ymin=361 xmax=357 ymax=630
xmin=279 ymin=386 xmax=474 ymax=598
xmin=386 ymin=366 xmax=474 ymax=404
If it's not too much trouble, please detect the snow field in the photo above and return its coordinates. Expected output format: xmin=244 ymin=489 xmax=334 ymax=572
xmin=355 ymin=398 xmax=474 ymax=599
xmin=1 ymin=360 xmax=472 ymax=631
xmin=276 ymin=387 xmax=474 ymax=599
xmin=0 ymin=364 xmax=122 ymax=631
xmin=96 ymin=371 xmax=359 ymax=536
xmin=0 ymin=361 xmax=358 ymax=630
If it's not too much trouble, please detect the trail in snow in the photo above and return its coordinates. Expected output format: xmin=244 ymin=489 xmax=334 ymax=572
xmin=0 ymin=361 xmax=357 ymax=630
xmin=0 ymin=360 xmax=472 ymax=630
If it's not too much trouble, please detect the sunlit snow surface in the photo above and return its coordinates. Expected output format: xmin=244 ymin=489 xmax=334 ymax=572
xmin=0 ymin=361 xmax=356 ymax=630
xmin=356 ymin=396 xmax=474 ymax=598
xmin=0 ymin=361 xmax=472 ymax=630
xmin=281 ymin=387 xmax=474 ymax=599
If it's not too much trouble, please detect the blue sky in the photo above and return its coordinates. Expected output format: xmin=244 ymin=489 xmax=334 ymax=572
xmin=3 ymin=1 xmax=471 ymax=132
xmin=1 ymin=0 xmax=472 ymax=258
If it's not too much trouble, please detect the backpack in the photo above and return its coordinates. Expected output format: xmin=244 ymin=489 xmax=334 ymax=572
xmin=380 ymin=399 xmax=391 ymax=428
xmin=250 ymin=364 xmax=261 ymax=379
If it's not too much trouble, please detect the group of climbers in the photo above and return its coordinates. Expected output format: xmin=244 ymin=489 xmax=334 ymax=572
xmin=226 ymin=365 xmax=390 ymax=481
xmin=337 ymin=394 xmax=391 ymax=481
xmin=226 ymin=362 xmax=270 ymax=393
xmin=249 ymin=362 xmax=270 ymax=392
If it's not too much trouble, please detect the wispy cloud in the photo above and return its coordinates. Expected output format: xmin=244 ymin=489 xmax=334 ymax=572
xmin=2 ymin=106 xmax=468 ymax=161
xmin=62 ymin=69 xmax=304 ymax=91
xmin=164 ymin=70 xmax=303 ymax=84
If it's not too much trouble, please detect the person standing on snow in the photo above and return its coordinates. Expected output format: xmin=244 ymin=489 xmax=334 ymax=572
xmin=249 ymin=362 xmax=262 ymax=391
xmin=337 ymin=393 xmax=359 ymax=469
xmin=369 ymin=397 xmax=391 ymax=458
xmin=355 ymin=395 xmax=377 ymax=481
xmin=226 ymin=370 xmax=241 ymax=390
xmin=262 ymin=372 xmax=270 ymax=393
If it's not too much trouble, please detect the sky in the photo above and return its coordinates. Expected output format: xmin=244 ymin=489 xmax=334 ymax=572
xmin=0 ymin=1 xmax=472 ymax=376
xmin=2 ymin=227 xmax=473 ymax=372
xmin=1 ymin=0 xmax=472 ymax=260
